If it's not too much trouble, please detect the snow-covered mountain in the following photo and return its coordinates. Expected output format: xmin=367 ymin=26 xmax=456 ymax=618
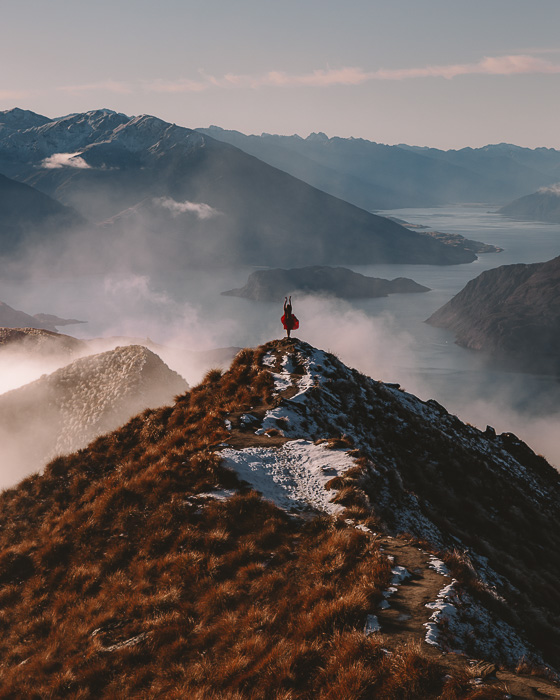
xmin=0 ymin=338 xmax=557 ymax=697
xmin=0 ymin=108 xmax=477 ymax=266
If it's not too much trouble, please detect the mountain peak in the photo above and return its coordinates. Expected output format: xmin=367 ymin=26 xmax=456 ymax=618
xmin=306 ymin=131 xmax=329 ymax=142
xmin=0 ymin=107 xmax=50 ymax=130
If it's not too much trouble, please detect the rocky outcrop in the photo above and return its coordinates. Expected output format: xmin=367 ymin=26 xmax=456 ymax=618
xmin=426 ymin=256 xmax=560 ymax=373
xmin=222 ymin=266 xmax=430 ymax=301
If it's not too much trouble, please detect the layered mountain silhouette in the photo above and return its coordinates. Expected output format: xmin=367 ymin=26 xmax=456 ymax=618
xmin=427 ymin=256 xmax=560 ymax=374
xmin=0 ymin=173 xmax=83 ymax=255
xmin=0 ymin=108 xmax=477 ymax=267
xmin=0 ymin=339 xmax=557 ymax=697
xmin=199 ymin=127 xmax=560 ymax=209
xmin=0 ymin=300 xmax=84 ymax=332
xmin=0 ymin=344 xmax=187 ymax=482
xmin=222 ymin=265 xmax=430 ymax=301
xmin=499 ymin=186 xmax=560 ymax=223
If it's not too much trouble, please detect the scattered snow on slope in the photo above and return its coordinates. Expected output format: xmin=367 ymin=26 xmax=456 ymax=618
xmin=424 ymin=577 xmax=541 ymax=667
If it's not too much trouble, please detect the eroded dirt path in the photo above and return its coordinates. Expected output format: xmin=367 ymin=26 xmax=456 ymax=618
xmin=375 ymin=535 xmax=448 ymax=647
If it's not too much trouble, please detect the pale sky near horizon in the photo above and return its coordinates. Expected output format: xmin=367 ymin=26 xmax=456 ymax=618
xmin=1 ymin=0 xmax=560 ymax=149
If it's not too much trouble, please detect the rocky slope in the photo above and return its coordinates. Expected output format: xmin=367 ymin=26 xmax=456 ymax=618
xmin=499 ymin=186 xmax=560 ymax=223
xmin=0 ymin=108 xmax=476 ymax=267
xmin=0 ymin=327 xmax=86 ymax=357
xmin=0 ymin=339 xmax=557 ymax=697
xmin=0 ymin=345 xmax=187 ymax=483
xmin=222 ymin=265 xmax=430 ymax=301
xmin=426 ymin=256 xmax=560 ymax=373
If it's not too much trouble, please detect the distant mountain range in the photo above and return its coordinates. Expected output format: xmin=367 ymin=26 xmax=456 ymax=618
xmin=499 ymin=186 xmax=560 ymax=223
xmin=199 ymin=126 xmax=560 ymax=209
xmin=427 ymin=256 xmax=560 ymax=374
xmin=0 ymin=108 xmax=488 ymax=267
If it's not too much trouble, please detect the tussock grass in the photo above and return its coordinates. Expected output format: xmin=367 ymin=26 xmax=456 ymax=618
xmin=0 ymin=342 xmax=530 ymax=696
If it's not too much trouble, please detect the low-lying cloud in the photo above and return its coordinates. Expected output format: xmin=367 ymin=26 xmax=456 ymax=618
xmin=41 ymin=152 xmax=91 ymax=169
xmin=538 ymin=183 xmax=560 ymax=195
xmin=155 ymin=196 xmax=221 ymax=219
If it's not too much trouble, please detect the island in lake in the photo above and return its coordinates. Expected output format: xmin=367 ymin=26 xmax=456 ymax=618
xmin=222 ymin=266 xmax=430 ymax=302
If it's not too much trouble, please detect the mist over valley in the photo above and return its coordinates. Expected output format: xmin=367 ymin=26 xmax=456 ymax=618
xmin=1 ymin=108 xmax=559 ymax=489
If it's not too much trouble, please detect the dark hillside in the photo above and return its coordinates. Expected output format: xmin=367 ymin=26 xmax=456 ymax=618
xmin=499 ymin=188 xmax=560 ymax=223
xmin=0 ymin=173 xmax=83 ymax=255
xmin=427 ymin=256 xmax=560 ymax=373
xmin=0 ymin=340 xmax=557 ymax=697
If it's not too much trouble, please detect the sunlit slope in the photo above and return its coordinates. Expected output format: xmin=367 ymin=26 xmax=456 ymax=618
xmin=0 ymin=345 xmax=187 ymax=482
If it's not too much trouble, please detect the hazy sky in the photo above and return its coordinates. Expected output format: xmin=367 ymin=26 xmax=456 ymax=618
xmin=2 ymin=0 xmax=560 ymax=148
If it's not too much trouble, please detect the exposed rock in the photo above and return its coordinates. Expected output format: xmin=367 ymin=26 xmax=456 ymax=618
xmin=222 ymin=266 xmax=430 ymax=301
xmin=426 ymin=256 xmax=560 ymax=373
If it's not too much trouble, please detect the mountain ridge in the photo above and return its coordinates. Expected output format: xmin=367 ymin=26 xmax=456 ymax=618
xmin=0 ymin=338 xmax=557 ymax=696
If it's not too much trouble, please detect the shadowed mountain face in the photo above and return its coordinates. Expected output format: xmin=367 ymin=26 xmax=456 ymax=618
xmin=0 ymin=339 xmax=557 ymax=697
xmin=0 ymin=173 xmax=83 ymax=255
xmin=0 ymin=108 xmax=476 ymax=267
xmin=427 ymin=256 xmax=560 ymax=374
xmin=222 ymin=265 xmax=430 ymax=301
xmin=499 ymin=187 xmax=560 ymax=223
xmin=199 ymin=127 xmax=560 ymax=209
xmin=0 ymin=344 xmax=187 ymax=482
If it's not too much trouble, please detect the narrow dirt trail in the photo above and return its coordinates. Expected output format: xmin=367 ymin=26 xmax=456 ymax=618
xmin=375 ymin=535 xmax=448 ymax=647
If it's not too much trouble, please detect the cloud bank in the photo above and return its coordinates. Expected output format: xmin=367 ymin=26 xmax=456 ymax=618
xmin=155 ymin=196 xmax=221 ymax=219
xmin=147 ymin=54 xmax=560 ymax=93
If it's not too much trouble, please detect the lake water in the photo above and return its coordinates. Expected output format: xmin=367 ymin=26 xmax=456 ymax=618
xmin=1 ymin=204 xmax=559 ymax=466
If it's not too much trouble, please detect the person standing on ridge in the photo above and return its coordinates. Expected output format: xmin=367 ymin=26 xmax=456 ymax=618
xmin=281 ymin=296 xmax=299 ymax=338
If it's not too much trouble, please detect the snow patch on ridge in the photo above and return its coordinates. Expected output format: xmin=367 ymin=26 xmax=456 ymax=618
xmin=220 ymin=440 xmax=355 ymax=514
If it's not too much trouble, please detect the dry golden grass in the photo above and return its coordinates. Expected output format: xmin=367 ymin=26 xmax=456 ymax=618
xmin=0 ymin=343 xmax=526 ymax=697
